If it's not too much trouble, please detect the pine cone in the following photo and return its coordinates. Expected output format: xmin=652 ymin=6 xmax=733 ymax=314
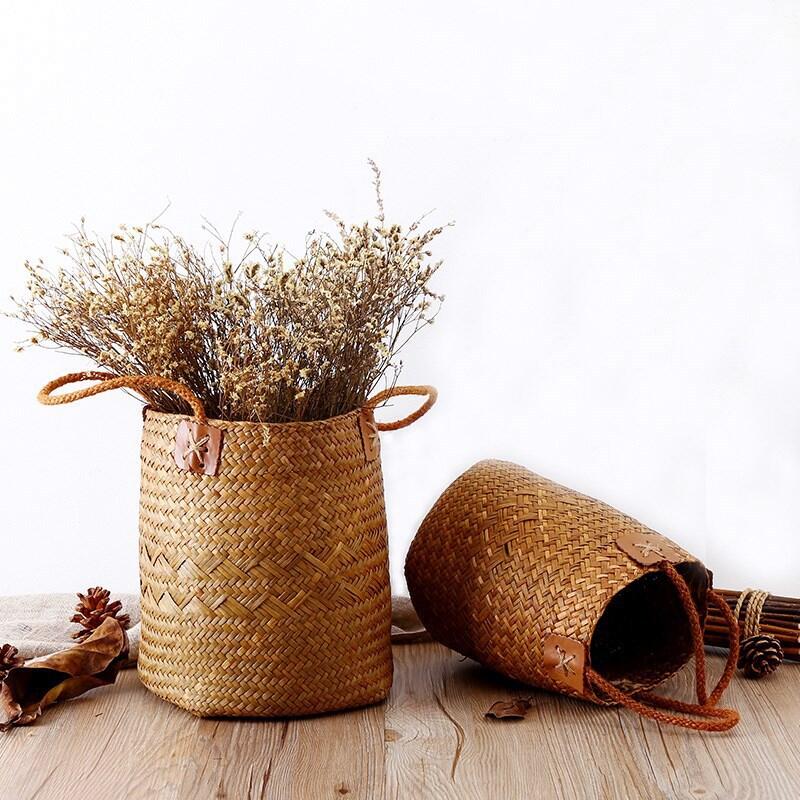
xmin=71 ymin=587 xmax=131 ymax=642
xmin=0 ymin=643 xmax=23 ymax=680
xmin=738 ymin=634 xmax=783 ymax=679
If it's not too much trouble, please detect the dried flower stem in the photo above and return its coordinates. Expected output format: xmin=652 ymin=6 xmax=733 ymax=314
xmin=11 ymin=165 xmax=449 ymax=422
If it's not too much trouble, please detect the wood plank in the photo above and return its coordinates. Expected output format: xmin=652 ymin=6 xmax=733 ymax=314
xmin=0 ymin=646 xmax=798 ymax=799
xmin=386 ymin=644 xmax=800 ymax=800
xmin=386 ymin=643 xmax=655 ymax=799
xmin=268 ymin=703 xmax=385 ymax=799
xmin=0 ymin=670 xmax=385 ymax=800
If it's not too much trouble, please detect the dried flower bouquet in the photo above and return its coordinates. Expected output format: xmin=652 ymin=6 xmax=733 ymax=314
xmin=12 ymin=163 xmax=448 ymax=422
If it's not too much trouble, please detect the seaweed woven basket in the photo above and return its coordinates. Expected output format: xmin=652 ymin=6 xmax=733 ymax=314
xmin=406 ymin=460 xmax=741 ymax=731
xmin=39 ymin=371 xmax=436 ymax=717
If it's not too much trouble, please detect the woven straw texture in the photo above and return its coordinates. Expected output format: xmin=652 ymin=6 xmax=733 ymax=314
xmin=138 ymin=407 xmax=392 ymax=717
xmin=405 ymin=460 xmax=705 ymax=705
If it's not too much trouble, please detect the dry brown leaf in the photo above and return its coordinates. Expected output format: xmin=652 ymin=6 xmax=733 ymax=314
xmin=484 ymin=697 xmax=534 ymax=720
xmin=0 ymin=617 xmax=127 ymax=731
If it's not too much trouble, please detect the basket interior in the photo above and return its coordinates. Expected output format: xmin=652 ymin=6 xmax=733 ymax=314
xmin=589 ymin=562 xmax=708 ymax=692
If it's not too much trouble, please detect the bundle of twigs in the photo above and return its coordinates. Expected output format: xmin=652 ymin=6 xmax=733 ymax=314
xmin=704 ymin=588 xmax=799 ymax=677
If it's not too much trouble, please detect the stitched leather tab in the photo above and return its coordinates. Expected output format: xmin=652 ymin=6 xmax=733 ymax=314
xmin=616 ymin=532 xmax=684 ymax=566
xmin=358 ymin=409 xmax=380 ymax=462
xmin=174 ymin=420 xmax=223 ymax=476
xmin=543 ymin=634 xmax=585 ymax=695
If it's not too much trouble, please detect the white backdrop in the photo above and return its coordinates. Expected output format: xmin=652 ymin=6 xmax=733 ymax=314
xmin=1 ymin=2 xmax=798 ymax=598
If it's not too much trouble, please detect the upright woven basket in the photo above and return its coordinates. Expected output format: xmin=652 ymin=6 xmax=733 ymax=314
xmin=39 ymin=371 xmax=436 ymax=717
xmin=406 ymin=460 xmax=741 ymax=731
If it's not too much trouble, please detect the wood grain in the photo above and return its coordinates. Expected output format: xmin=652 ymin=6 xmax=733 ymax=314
xmin=0 ymin=645 xmax=797 ymax=799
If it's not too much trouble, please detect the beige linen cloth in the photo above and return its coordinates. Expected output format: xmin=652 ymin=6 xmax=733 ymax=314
xmin=0 ymin=594 xmax=427 ymax=666
xmin=0 ymin=593 xmax=142 ymax=663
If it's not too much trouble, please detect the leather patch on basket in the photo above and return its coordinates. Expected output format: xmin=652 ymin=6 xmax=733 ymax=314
xmin=616 ymin=532 xmax=683 ymax=566
xmin=359 ymin=409 xmax=381 ymax=462
xmin=543 ymin=634 xmax=585 ymax=695
xmin=174 ymin=420 xmax=223 ymax=476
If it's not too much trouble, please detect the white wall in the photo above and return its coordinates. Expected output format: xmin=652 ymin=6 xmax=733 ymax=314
xmin=1 ymin=1 xmax=798 ymax=598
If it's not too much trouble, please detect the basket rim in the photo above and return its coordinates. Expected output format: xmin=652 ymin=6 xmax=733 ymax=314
xmin=142 ymin=404 xmax=364 ymax=431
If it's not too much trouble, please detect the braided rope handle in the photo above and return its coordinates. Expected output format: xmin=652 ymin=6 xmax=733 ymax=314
xmin=587 ymin=562 xmax=740 ymax=732
xmin=37 ymin=371 xmax=208 ymax=423
xmin=40 ymin=374 xmax=438 ymax=433
xmin=364 ymin=385 xmax=438 ymax=431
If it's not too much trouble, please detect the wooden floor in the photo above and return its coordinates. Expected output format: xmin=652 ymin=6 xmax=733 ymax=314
xmin=1 ymin=643 xmax=798 ymax=800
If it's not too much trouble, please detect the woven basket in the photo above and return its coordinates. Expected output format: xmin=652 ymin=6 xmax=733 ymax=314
xmin=39 ymin=371 xmax=436 ymax=717
xmin=406 ymin=460 xmax=741 ymax=731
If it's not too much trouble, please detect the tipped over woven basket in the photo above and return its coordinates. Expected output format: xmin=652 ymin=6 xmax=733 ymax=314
xmin=39 ymin=371 xmax=436 ymax=717
xmin=406 ymin=460 xmax=741 ymax=731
